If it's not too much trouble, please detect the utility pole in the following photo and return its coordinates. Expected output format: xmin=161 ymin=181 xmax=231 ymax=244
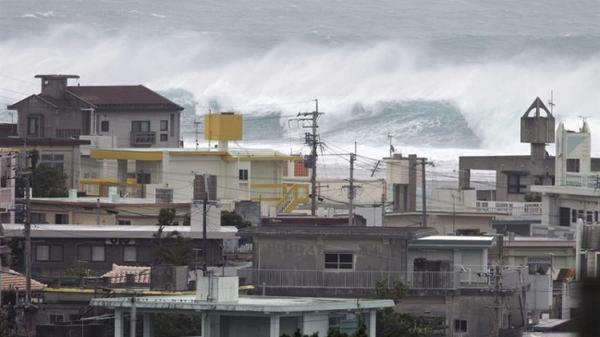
xmin=96 ymin=198 xmax=101 ymax=225
xmin=494 ymin=264 xmax=503 ymax=337
xmin=202 ymin=194 xmax=208 ymax=275
xmin=130 ymin=296 xmax=137 ymax=337
xmin=24 ymin=168 xmax=31 ymax=306
xmin=348 ymin=142 xmax=356 ymax=225
xmin=293 ymin=99 xmax=323 ymax=216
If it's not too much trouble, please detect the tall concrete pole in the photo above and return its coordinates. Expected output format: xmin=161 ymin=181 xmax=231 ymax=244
xmin=421 ymin=159 xmax=427 ymax=228
xmin=310 ymin=99 xmax=319 ymax=216
xmin=348 ymin=143 xmax=356 ymax=226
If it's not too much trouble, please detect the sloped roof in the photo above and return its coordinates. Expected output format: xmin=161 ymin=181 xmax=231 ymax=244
xmin=102 ymin=264 xmax=150 ymax=284
xmin=1 ymin=268 xmax=46 ymax=291
xmin=67 ymin=85 xmax=183 ymax=111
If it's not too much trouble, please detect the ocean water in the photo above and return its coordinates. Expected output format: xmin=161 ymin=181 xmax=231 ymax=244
xmin=1 ymin=0 xmax=600 ymax=177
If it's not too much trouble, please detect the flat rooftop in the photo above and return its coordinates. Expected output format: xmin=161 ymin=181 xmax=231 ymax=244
xmin=90 ymin=295 xmax=394 ymax=313
xmin=1 ymin=224 xmax=237 ymax=240
xmin=90 ymin=147 xmax=302 ymax=162
xmin=240 ymin=225 xmax=437 ymax=239
xmin=410 ymin=235 xmax=496 ymax=248
xmin=26 ymin=196 xmax=189 ymax=207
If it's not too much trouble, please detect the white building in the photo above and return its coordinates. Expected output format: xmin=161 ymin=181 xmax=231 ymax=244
xmin=90 ymin=275 xmax=393 ymax=337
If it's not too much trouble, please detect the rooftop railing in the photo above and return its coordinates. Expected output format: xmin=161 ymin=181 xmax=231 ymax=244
xmin=475 ymin=201 xmax=542 ymax=216
xmin=238 ymin=266 xmax=529 ymax=291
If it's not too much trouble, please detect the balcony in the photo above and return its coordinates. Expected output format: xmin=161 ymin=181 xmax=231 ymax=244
xmin=475 ymin=201 xmax=542 ymax=216
xmin=130 ymin=131 xmax=156 ymax=147
xmin=237 ymin=266 xmax=529 ymax=292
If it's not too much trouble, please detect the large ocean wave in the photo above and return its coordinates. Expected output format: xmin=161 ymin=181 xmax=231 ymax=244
xmin=1 ymin=25 xmax=600 ymax=155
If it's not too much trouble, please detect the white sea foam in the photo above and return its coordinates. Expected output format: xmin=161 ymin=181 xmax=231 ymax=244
xmin=1 ymin=25 xmax=599 ymax=159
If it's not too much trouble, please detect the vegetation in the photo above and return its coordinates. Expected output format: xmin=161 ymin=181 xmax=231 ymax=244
xmin=16 ymin=152 xmax=68 ymax=198
xmin=152 ymin=313 xmax=202 ymax=337
xmin=221 ymin=210 xmax=251 ymax=229
xmin=375 ymin=281 xmax=445 ymax=337
xmin=153 ymin=208 xmax=191 ymax=265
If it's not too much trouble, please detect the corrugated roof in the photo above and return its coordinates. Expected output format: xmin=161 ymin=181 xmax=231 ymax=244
xmin=1 ymin=268 xmax=46 ymax=291
xmin=67 ymin=85 xmax=183 ymax=111
xmin=102 ymin=264 xmax=150 ymax=284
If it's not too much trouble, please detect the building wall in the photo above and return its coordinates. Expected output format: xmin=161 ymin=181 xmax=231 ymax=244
xmin=385 ymin=213 xmax=494 ymax=235
xmin=254 ymin=236 xmax=407 ymax=272
xmin=503 ymin=246 xmax=575 ymax=270
xmin=32 ymin=145 xmax=82 ymax=190
xmin=25 ymin=237 xmax=222 ymax=277
xmin=16 ymin=97 xmax=84 ymax=138
xmin=99 ymin=110 xmax=181 ymax=148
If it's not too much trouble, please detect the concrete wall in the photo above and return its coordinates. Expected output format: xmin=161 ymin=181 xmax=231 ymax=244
xmin=385 ymin=213 xmax=494 ymax=235
xmin=15 ymin=96 xmax=84 ymax=138
xmin=254 ymin=236 xmax=407 ymax=272
xmin=99 ymin=110 xmax=181 ymax=148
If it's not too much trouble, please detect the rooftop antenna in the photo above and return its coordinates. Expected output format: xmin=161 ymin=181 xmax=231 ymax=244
xmin=387 ymin=133 xmax=395 ymax=157
xmin=548 ymin=90 xmax=555 ymax=115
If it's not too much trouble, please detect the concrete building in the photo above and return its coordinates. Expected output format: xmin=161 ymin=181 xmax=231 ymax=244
xmin=0 ymin=138 xmax=89 ymax=190
xmin=459 ymin=98 xmax=600 ymax=202
xmin=7 ymin=74 xmax=183 ymax=148
xmin=0 ymin=149 xmax=17 ymax=223
xmin=90 ymin=275 xmax=393 ymax=337
xmin=385 ymin=210 xmax=500 ymax=235
xmin=23 ymin=196 xmax=190 ymax=226
xmin=503 ymin=237 xmax=576 ymax=274
xmin=1 ymin=222 xmax=237 ymax=279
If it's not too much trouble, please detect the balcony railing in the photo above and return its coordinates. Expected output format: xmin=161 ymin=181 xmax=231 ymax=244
xmin=563 ymin=174 xmax=599 ymax=188
xmin=237 ymin=266 xmax=529 ymax=291
xmin=475 ymin=201 xmax=542 ymax=216
xmin=130 ymin=131 xmax=156 ymax=147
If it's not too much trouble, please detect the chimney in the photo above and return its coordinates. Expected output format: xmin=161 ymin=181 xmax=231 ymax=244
xmin=34 ymin=74 xmax=79 ymax=99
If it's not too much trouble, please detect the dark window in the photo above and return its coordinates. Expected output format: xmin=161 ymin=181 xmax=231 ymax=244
xmin=160 ymin=120 xmax=168 ymax=131
xmin=238 ymin=169 xmax=248 ymax=181
xmin=578 ymin=210 xmax=584 ymax=222
xmin=160 ymin=134 xmax=168 ymax=141
xmin=49 ymin=314 xmax=64 ymax=324
xmin=507 ymin=175 xmax=526 ymax=194
xmin=77 ymin=245 xmax=105 ymax=262
xmin=54 ymin=213 xmax=69 ymax=224
xmin=572 ymin=209 xmax=578 ymax=223
xmin=137 ymin=246 xmax=152 ymax=262
xmin=131 ymin=121 xmax=151 ymax=132
xmin=137 ymin=172 xmax=151 ymax=184
xmin=559 ymin=208 xmax=571 ymax=227
xmin=123 ymin=246 xmax=137 ymax=262
xmin=324 ymin=253 xmax=354 ymax=270
xmin=30 ymin=212 xmax=47 ymax=224
xmin=454 ymin=319 xmax=467 ymax=333
xmin=118 ymin=220 xmax=132 ymax=226
xmin=587 ymin=211 xmax=594 ymax=224
xmin=35 ymin=244 xmax=63 ymax=262
xmin=27 ymin=116 xmax=41 ymax=136
xmin=567 ymin=159 xmax=580 ymax=173
xmin=595 ymin=211 xmax=599 ymax=223
xmin=100 ymin=121 xmax=109 ymax=132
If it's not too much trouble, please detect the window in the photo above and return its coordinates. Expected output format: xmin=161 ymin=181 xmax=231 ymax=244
xmin=294 ymin=161 xmax=309 ymax=177
xmin=78 ymin=245 xmax=105 ymax=262
xmin=100 ymin=121 xmax=109 ymax=132
xmin=587 ymin=211 xmax=594 ymax=224
xmin=567 ymin=159 xmax=580 ymax=173
xmin=49 ymin=314 xmax=64 ymax=324
xmin=54 ymin=213 xmax=69 ymax=224
xmin=559 ymin=208 xmax=571 ymax=227
xmin=118 ymin=220 xmax=132 ymax=226
xmin=160 ymin=120 xmax=169 ymax=131
xmin=36 ymin=244 xmax=63 ymax=262
xmin=27 ymin=116 xmax=41 ymax=136
xmin=160 ymin=134 xmax=168 ymax=141
xmin=572 ymin=209 xmax=578 ymax=223
xmin=131 ymin=121 xmax=151 ymax=133
xmin=324 ymin=253 xmax=354 ymax=270
xmin=507 ymin=175 xmax=526 ymax=194
xmin=137 ymin=172 xmax=151 ymax=184
xmin=123 ymin=246 xmax=137 ymax=262
xmin=239 ymin=169 xmax=248 ymax=181
xmin=454 ymin=319 xmax=467 ymax=333
xmin=30 ymin=212 xmax=47 ymax=224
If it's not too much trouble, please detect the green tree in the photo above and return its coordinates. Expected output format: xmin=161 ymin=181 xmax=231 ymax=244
xmin=375 ymin=281 xmax=445 ymax=337
xmin=16 ymin=163 xmax=68 ymax=198
xmin=152 ymin=313 xmax=202 ymax=337
xmin=221 ymin=210 xmax=251 ymax=229
xmin=153 ymin=208 xmax=191 ymax=265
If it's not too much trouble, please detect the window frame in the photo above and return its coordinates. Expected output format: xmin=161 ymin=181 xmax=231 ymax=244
xmin=54 ymin=213 xmax=69 ymax=224
xmin=507 ymin=174 xmax=526 ymax=194
xmin=77 ymin=245 xmax=106 ymax=262
xmin=123 ymin=246 xmax=137 ymax=262
xmin=160 ymin=133 xmax=168 ymax=142
xmin=238 ymin=168 xmax=249 ymax=181
xmin=100 ymin=120 xmax=110 ymax=132
xmin=453 ymin=319 xmax=467 ymax=333
xmin=566 ymin=158 xmax=580 ymax=173
xmin=35 ymin=244 xmax=63 ymax=262
xmin=118 ymin=219 xmax=132 ymax=226
xmin=324 ymin=252 xmax=354 ymax=270
xmin=131 ymin=121 xmax=151 ymax=133
xmin=160 ymin=120 xmax=169 ymax=131
xmin=27 ymin=115 xmax=41 ymax=136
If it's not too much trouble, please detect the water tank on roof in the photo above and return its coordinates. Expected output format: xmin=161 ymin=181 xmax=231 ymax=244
xmin=521 ymin=97 xmax=555 ymax=144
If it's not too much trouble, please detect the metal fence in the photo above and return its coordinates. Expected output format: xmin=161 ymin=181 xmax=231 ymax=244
xmin=238 ymin=266 xmax=528 ymax=291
